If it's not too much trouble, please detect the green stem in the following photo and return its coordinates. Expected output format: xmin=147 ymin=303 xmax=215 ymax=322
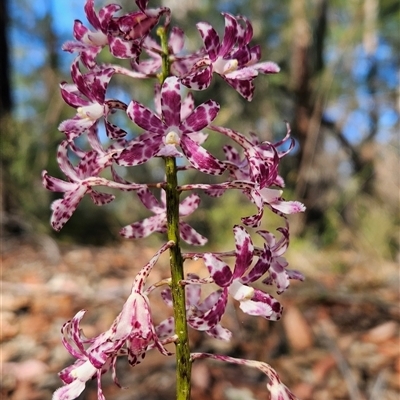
xmin=157 ymin=26 xmax=171 ymax=84
xmin=157 ymin=26 xmax=192 ymax=400
xmin=165 ymin=157 xmax=191 ymax=400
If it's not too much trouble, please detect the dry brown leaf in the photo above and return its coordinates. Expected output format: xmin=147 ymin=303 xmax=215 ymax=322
xmin=282 ymin=306 xmax=314 ymax=351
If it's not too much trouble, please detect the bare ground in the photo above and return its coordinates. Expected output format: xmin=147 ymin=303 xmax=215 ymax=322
xmin=1 ymin=233 xmax=399 ymax=400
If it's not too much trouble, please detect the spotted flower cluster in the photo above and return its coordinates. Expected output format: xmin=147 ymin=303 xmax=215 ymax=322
xmin=45 ymin=1 xmax=305 ymax=399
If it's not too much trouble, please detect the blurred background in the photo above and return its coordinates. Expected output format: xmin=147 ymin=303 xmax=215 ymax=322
xmin=1 ymin=0 xmax=399 ymax=399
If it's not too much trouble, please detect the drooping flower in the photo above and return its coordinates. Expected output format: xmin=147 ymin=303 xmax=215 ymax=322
xmin=59 ymin=58 xmax=128 ymax=141
xmin=120 ymin=187 xmax=207 ymax=245
xmin=267 ymin=377 xmax=299 ymax=400
xmin=43 ymin=139 xmax=143 ymax=231
xmin=221 ymin=125 xmax=295 ymax=185
xmin=116 ymin=76 xmax=226 ymax=175
xmin=207 ymin=124 xmax=304 ymax=227
xmin=181 ymin=13 xmax=280 ymax=100
xmin=184 ymin=126 xmax=294 ymax=198
xmin=190 ymin=353 xmax=299 ymax=400
xmin=210 ymin=124 xmax=282 ymax=189
xmin=52 ymin=242 xmax=174 ymax=400
xmin=203 ymin=225 xmax=283 ymax=321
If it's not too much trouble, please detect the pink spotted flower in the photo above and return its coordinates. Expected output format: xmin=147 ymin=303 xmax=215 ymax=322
xmin=120 ymin=187 xmax=207 ymax=246
xmin=63 ymin=0 xmax=169 ymax=68
xmin=160 ymin=273 xmax=232 ymax=341
xmin=241 ymin=186 xmax=306 ymax=227
xmin=43 ymin=140 xmax=143 ymax=231
xmin=106 ymin=0 xmax=170 ymax=60
xmin=208 ymin=124 xmax=304 ymax=227
xmin=256 ymin=227 xmax=304 ymax=294
xmin=117 ymin=76 xmax=226 ymax=175
xmin=181 ymin=13 xmax=280 ymax=100
xmin=204 ymin=225 xmax=283 ymax=321
xmin=62 ymin=0 xmax=122 ymax=68
xmin=59 ymin=58 xmax=127 ymax=141
xmin=52 ymin=242 xmax=174 ymax=400
xmin=231 ymin=224 xmax=304 ymax=296
xmin=210 ymin=124 xmax=282 ymax=189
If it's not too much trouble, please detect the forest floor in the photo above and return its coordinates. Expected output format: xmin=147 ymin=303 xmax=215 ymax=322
xmin=1 ymin=233 xmax=399 ymax=400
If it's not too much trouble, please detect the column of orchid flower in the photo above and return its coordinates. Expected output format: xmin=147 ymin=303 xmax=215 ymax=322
xmin=44 ymin=1 xmax=305 ymax=400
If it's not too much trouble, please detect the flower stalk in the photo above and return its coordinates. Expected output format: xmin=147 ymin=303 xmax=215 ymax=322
xmin=165 ymin=157 xmax=192 ymax=399
xmin=159 ymin=23 xmax=192 ymax=399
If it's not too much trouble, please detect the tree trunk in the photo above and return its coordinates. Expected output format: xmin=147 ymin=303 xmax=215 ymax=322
xmin=289 ymin=0 xmax=331 ymax=235
xmin=0 ymin=0 xmax=13 ymax=218
xmin=0 ymin=0 xmax=12 ymax=116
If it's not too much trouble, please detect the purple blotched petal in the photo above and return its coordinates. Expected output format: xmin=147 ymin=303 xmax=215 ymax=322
xmin=116 ymin=136 xmax=163 ymax=166
xmin=180 ymin=64 xmax=213 ymax=91
xmin=180 ymin=136 xmax=226 ymax=175
xmin=127 ymin=101 xmax=165 ymax=134
xmin=179 ymin=222 xmax=208 ymax=246
xmin=239 ymin=289 xmax=282 ymax=320
xmin=196 ymin=22 xmax=220 ymax=61
xmin=180 ymin=100 xmax=219 ymax=133
xmin=203 ymin=253 xmax=233 ymax=287
xmin=161 ymin=77 xmax=181 ymax=127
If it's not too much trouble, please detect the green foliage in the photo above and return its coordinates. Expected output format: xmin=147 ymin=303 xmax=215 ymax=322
xmin=353 ymin=196 xmax=398 ymax=260
xmin=5 ymin=0 xmax=398 ymax=257
xmin=1 ymin=116 xmax=50 ymax=228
